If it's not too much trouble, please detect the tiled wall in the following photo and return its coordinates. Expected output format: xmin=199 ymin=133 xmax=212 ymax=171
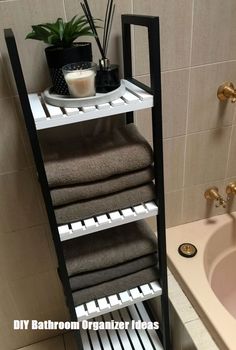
xmin=0 ymin=0 xmax=236 ymax=349
xmin=133 ymin=0 xmax=236 ymax=227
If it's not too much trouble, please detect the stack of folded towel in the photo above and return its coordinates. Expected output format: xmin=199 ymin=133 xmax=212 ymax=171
xmin=63 ymin=220 xmax=159 ymax=305
xmin=44 ymin=124 xmax=156 ymax=224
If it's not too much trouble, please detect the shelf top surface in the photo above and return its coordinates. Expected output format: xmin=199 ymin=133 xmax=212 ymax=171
xmin=28 ymin=80 xmax=153 ymax=130
xmin=80 ymin=302 xmax=163 ymax=350
xmin=58 ymin=201 xmax=158 ymax=242
xmin=75 ymin=280 xmax=162 ymax=322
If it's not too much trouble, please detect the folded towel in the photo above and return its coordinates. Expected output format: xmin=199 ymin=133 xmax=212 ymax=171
xmin=55 ymin=182 xmax=155 ymax=224
xmin=70 ymin=253 xmax=158 ymax=291
xmin=45 ymin=124 xmax=153 ymax=187
xmin=51 ymin=166 xmax=154 ymax=206
xmin=72 ymin=267 xmax=159 ymax=305
xmin=63 ymin=220 xmax=157 ymax=276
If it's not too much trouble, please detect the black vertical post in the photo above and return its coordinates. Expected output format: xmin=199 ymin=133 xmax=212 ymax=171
xmin=122 ymin=15 xmax=171 ymax=350
xmin=4 ymin=29 xmax=83 ymax=350
xmin=122 ymin=18 xmax=134 ymax=124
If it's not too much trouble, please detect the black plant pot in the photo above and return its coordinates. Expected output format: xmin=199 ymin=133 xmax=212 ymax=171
xmin=45 ymin=42 xmax=92 ymax=95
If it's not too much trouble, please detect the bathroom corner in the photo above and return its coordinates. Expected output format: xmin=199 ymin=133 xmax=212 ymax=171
xmin=0 ymin=0 xmax=236 ymax=350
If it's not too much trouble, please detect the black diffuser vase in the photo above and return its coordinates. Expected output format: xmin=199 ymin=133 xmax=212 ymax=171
xmin=96 ymin=59 xmax=120 ymax=93
xmin=45 ymin=42 xmax=92 ymax=95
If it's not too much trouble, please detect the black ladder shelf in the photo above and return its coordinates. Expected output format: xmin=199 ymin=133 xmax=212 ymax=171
xmin=5 ymin=14 xmax=170 ymax=350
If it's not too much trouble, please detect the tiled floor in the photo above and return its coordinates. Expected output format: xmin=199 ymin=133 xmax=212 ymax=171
xmin=18 ymin=271 xmax=219 ymax=350
xmin=18 ymin=332 xmax=77 ymax=350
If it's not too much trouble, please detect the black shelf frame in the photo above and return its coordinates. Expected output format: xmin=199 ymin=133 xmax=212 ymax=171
xmin=4 ymin=13 xmax=170 ymax=350
xmin=4 ymin=29 xmax=83 ymax=349
xmin=122 ymin=15 xmax=170 ymax=349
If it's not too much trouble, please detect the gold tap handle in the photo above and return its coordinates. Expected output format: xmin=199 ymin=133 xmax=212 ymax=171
xmin=217 ymin=82 xmax=236 ymax=103
xmin=226 ymin=182 xmax=236 ymax=195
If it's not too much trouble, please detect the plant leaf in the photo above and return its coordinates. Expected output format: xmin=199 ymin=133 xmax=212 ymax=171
xmin=26 ymin=15 xmax=101 ymax=47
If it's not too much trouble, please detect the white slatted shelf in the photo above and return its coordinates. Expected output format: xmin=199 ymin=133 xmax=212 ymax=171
xmin=75 ymin=281 xmax=162 ymax=322
xmin=28 ymin=80 xmax=153 ymax=130
xmin=80 ymin=302 xmax=163 ymax=350
xmin=58 ymin=201 xmax=158 ymax=241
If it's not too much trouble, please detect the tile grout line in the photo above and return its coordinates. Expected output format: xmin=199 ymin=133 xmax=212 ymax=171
xmin=180 ymin=1 xmax=195 ymax=223
xmin=224 ymin=123 xmax=234 ymax=180
xmin=62 ymin=0 xmax=67 ymax=21
xmin=134 ymin=58 xmax=236 ymax=77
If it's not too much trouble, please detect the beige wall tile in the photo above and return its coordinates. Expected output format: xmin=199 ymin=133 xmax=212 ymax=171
xmin=234 ymin=109 xmax=236 ymax=124
xmin=135 ymin=69 xmax=189 ymax=142
xmin=184 ymin=127 xmax=231 ymax=187
xmin=185 ymin=318 xmax=219 ymax=350
xmin=0 ymin=0 xmax=66 ymax=94
xmin=164 ymin=136 xmax=185 ymax=192
xmin=145 ymin=216 xmax=156 ymax=232
xmin=135 ymin=107 xmax=153 ymax=144
xmin=0 ymin=51 xmax=10 ymax=98
xmin=64 ymin=0 xmax=132 ymax=74
xmin=167 ymin=273 xmax=198 ymax=324
xmin=18 ymin=336 xmax=65 ymax=350
xmin=162 ymin=69 xmax=189 ymax=138
xmin=192 ymin=0 xmax=236 ymax=65
xmin=0 ymin=168 xmax=45 ymax=233
xmin=188 ymin=62 xmax=236 ymax=133
xmin=165 ymin=190 xmax=183 ymax=228
xmin=226 ymin=126 xmax=236 ymax=178
xmin=0 ymin=321 xmax=30 ymax=350
xmin=182 ymin=181 xmax=227 ymax=223
xmin=133 ymin=0 xmax=193 ymax=74
xmin=0 ymin=282 xmax=18 ymax=327
xmin=134 ymin=75 xmax=152 ymax=142
xmin=63 ymin=332 xmax=78 ymax=350
xmin=0 ymin=225 xmax=54 ymax=281
xmin=0 ymin=98 xmax=28 ymax=174
xmin=8 ymin=270 xmax=68 ymax=321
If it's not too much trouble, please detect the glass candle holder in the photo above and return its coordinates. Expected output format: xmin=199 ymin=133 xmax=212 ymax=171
xmin=62 ymin=62 xmax=97 ymax=98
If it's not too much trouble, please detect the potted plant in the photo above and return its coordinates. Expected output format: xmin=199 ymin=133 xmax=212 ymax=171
xmin=26 ymin=16 xmax=98 ymax=95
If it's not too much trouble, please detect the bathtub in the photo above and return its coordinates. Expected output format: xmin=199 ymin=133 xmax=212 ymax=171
xmin=166 ymin=212 xmax=236 ymax=350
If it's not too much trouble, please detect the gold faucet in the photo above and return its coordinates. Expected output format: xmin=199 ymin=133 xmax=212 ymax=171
xmin=204 ymin=186 xmax=227 ymax=208
xmin=226 ymin=182 xmax=236 ymax=198
xmin=217 ymin=82 xmax=236 ymax=103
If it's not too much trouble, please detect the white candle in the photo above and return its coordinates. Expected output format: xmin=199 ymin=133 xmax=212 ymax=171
xmin=65 ymin=70 xmax=96 ymax=98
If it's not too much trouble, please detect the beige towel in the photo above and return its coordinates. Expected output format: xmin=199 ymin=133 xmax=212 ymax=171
xmin=51 ymin=166 xmax=154 ymax=206
xmin=72 ymin=267 xmax=159 ymax=305
xmin=63 ymin=219 xmax=157 ymax=276
xmin=45 ymin=124 xmax=153 ymax=187
xmin=70 ymin=254 xmax=158 ymax=291
xmin=55 ymin=182 xmax=155 ymax=224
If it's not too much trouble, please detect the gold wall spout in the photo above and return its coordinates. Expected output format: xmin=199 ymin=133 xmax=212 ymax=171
xmin=204 ymin=186 xmax=227 ymax=208
xmin=226 ymin=182 xmax=236 ymax=196
xmin=217 ymin=82 xmax=236 ymax=103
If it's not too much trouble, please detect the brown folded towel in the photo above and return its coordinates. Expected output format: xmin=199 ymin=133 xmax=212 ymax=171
xmin=55 ymin=182 xmax=155 ymax=224
xmin=72 ymin=267 xmax=159 ymax=305
xmin=70 ymin=253 xmax=158 ymax=291
xmin=63 ymin=220 xmax=157 ymax=276
xmin=51 ymin=166 xmax=154 ymax=206
xmin=44 ymin=124 xmax=153 ymax=188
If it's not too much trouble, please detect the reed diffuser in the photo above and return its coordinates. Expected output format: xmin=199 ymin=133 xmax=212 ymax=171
xmin=81 ymin=0 xmax=120 ymax=93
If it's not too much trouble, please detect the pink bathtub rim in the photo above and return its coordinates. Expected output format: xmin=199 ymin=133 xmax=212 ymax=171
xmin=167 ymin=212 xmax=236 ymax=350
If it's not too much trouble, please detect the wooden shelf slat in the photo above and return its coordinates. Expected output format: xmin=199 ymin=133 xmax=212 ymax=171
xmin=29 ymin=80 xmax=153 ymax=130
xmin=58 ymin=201 xmax=158 ymax=242
xmin=75 ymin=281 xmax=162 ymax=321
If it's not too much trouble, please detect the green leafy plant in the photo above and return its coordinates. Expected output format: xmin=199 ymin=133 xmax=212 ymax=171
xmin=26 ymin=16 xmax=99 ymax=48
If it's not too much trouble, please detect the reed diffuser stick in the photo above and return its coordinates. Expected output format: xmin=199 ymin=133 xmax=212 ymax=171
xmin=80 ymin=1 xmax=105 ymax=59
xmin=81 ymin=0 xmax=115 ymax=61
xmin=104 ymin=3 xmax=115 ymax=56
